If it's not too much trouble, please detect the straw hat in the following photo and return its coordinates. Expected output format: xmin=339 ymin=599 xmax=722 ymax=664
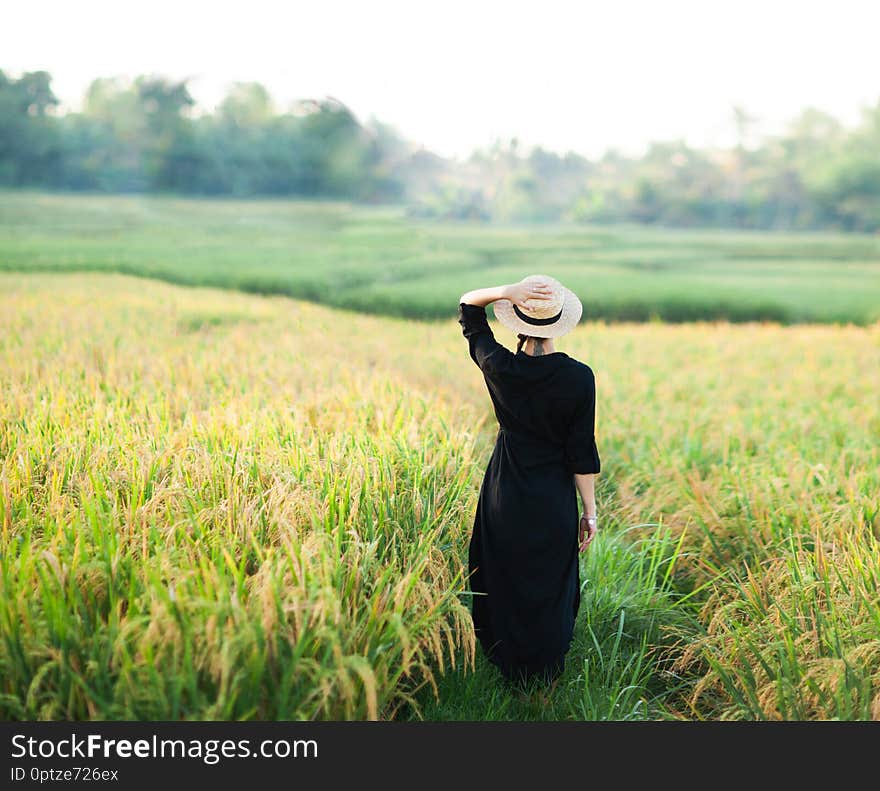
xmin=493 ymin=274 xmax=583 ymax=338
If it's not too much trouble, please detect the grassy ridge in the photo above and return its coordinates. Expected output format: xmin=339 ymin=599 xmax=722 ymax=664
xmin=2 ymin=272 xmax=878 ymax=719
xmin=2 ymin=191 xmax=879 ymax=325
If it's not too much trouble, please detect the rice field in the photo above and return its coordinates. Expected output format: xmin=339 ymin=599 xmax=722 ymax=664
xmin=2 ymin=270 xmax=878 ymax=720
xmin=2 ymin=191 xmax=880 ymax=325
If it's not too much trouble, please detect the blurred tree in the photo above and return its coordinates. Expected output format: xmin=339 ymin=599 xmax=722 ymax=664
xmin=135 ymin=76 xmax=196 ymax=190
xmin=805 ymin=103 xmax=880 ymax=231
xmin=1 ymin=68 xmax=878 ymax=231
xmin=0 ymin=70 xmax=60 ymax=185
xmin=74 ymin=77 xmax=148 ymax=190
xmin=219 ymin=82 xmax=274 ymax=127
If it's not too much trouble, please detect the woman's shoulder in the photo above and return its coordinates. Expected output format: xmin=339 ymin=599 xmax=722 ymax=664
xmin=564 ymin=356 xmax=595 ymax=380
xmin=561 ymin=358 xmax=596 ymax=396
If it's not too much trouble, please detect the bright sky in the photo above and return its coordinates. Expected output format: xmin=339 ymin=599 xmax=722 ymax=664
xmin=4 ymin=0 xmax=879 ymax=160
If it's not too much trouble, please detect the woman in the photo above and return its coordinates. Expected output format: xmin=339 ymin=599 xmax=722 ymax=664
xmin=457 ymin=273 xmax=600 ymax=692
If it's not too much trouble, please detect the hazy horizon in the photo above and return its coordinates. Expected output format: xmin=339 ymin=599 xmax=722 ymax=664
xmin=4 ymin=0 xmax=880 ymax=160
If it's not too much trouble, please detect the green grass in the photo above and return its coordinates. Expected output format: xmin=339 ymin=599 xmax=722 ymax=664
xmin=405 ymin=527 xmax=698 ymax=720
xmin=2 ymin=198 xmax=879 ymax=720
xmin=2 ymin=191 xmax=879 ymax=325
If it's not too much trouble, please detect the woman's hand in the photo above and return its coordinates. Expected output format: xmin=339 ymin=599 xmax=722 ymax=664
xmin=460 ymin=280 xmax=555 ymax=310
xmin=503 ymin=280 xmax=555 ymax=312
xmin=579 ymin=516 xmax=597 ymax=552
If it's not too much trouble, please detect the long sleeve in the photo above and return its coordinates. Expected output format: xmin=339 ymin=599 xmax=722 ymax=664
xmin=564 ymin=368 xmax=601 ymax=475
xmin=458 ymin=302 xmax=514 ymax=375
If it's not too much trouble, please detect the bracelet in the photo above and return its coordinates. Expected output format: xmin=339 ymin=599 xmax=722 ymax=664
xmin=583 ymin=515 xmax=597 ymax=523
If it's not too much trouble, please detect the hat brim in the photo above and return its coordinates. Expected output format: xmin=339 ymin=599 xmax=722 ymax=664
xmin=492 ymin=288 xmax=583 ymax=338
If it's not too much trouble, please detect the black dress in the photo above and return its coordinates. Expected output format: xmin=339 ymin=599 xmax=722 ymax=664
xmin=457 ymin=302 xmax=601 ymax=686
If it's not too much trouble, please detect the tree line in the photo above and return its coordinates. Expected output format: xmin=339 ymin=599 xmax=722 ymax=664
xmin=2 ymin=69 xmax=878 ymax=231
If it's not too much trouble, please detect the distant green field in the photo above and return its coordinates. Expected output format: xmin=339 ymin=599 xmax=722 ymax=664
xmin=2 ymin=191 xmax=879 ymax=324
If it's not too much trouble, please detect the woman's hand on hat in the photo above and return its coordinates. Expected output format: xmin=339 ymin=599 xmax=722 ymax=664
xmin=503 ymin=281 xmax=555 ymax=312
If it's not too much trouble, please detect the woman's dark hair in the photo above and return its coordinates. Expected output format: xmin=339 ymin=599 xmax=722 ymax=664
xmin=517 ymin=334 xmax=548 ymax=354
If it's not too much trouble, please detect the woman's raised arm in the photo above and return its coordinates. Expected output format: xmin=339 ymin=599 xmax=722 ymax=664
xmin=460 ymin=280 xmax=554 ymax=310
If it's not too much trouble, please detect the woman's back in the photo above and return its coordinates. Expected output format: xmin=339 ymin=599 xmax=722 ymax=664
xmin=459 ymin=302 xmax=600 ymax=476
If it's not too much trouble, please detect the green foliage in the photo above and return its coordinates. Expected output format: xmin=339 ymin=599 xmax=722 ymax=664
xmin=0 ymin=71 xmax=405 ymax=201
xmin=0 ymin=70 xmax=60 ymax=186
xmin=415 ymin=105 xmax=880 ymax=232
xmin=2 ymin=69 xmax=880 ymax=230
